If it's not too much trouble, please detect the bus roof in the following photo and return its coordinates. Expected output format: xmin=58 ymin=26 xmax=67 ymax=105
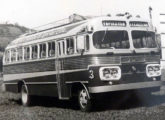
xmin=6 ymin=14 xmax=151 ymax=49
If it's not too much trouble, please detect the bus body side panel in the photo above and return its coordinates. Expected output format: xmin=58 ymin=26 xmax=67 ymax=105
xmin=3 ymin=70 xmax=88 ymax=97
xmin=3 ymin=59 xmax=58 ymax=96
xmin=3 ymin=74 xmax=59 ymax=96
xmin=27 ymin=84 xmax=58 ymax=97
xmin=4 ymin=82 xmax=59 ymax=97
xmin=3 ymin=83 xmax=18 ymax=93
xmin=3 ymin=54 xmax=161 ymax=96
xmin=3 ymin=59 xmax=56 ymax=74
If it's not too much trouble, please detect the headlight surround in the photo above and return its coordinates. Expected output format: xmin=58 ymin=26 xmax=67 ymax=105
xmin=99 ymin=66 xmax=121 ymax=81
xmin=146 ymin=64 xmax=161 ymax=77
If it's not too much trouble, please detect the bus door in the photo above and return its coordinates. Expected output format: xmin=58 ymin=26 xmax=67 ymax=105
xmin=56 ymin=40 xmax=71 ymax=100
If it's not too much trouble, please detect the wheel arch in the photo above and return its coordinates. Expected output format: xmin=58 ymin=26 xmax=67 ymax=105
xmin=71 ymin=82 xmax=90 ymax=99
xmin=17 ymin=80 xmax=26 ymax=93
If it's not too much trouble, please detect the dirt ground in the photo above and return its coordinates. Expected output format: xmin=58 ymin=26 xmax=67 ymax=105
xmin=1 ymin=78 xmax=165 ymax=120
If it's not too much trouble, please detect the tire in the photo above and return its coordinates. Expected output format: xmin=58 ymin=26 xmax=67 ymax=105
xmin=78 ymin=89 xmax=92 ymax=112
xmin=21 ymin=85 xmax=32 ymax=106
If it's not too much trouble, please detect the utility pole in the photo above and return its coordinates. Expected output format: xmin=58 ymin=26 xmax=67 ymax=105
xmin=149 ymin=6 xmax=152 ymax=23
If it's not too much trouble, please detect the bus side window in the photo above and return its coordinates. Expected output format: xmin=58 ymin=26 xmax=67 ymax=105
xmin=24 ymin=47 xmax=30 ymax=60
xmin=62 ymin=41 xmax=66 ymax=55
xmin=58 ymin=42 xmax=61 ymax=56
xmin=11 ymin=49 xmax=16 ymax=62
xmin=17 ymin=47 xmax=23 ymax=61
xmin=5 ymin=50 xmax=10 ymax=63
xmin=40 ymin=43 xmax=46 ymax=58
xmin=85 ymin=35 xmax=89 ymax=51
xmin=32 ymin=45 xmax=38 ymax=59
xmin=48 ymin=41 xmax=55 ymax=57
xmin=66 ymin=37 xmax=74 ymax=55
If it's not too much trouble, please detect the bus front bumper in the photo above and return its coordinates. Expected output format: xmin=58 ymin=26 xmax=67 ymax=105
xmin=88 ymin=81 xmax=165 ymax=93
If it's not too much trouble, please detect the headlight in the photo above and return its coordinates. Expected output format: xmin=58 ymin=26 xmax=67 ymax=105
xmin=146 ymin=64 xmax=161 ymax=77
xmin=99 ymin=66 xmax=121 ymax=81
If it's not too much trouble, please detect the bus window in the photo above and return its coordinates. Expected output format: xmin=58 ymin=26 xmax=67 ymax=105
xmin=85 ymin=35 xmax=89 ymax=51
xmin=48 ymin=41 xmax=55 ymax=57
xmin=32 ymin=45 xmax=38 ymax=59
xmin=66 ymin=37 xmax=74 ymax=55
xmin=24 ymin=47 xmax=30 ymax=60
xmin=40 ymin=43 xmax=46 ymax=58
xmin=11 ymin=49 xmax=16 ymax=62
xmin=58 ymin=42 xmax=61 ymax=56
xmin=17 ymin=47 xmax=23 ymax=61
xmin=5 ymin=50 xmax=10 ymax=63
xmin=93 ymin=30 xmax=129 ymax=49
xmin=132 ymin=31 xmax=157 ymax=48
xmin=62 ymin=41 xmax=66 ymax=55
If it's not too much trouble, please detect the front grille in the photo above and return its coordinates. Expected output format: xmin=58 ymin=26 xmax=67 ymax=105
xmin=121 ymin=55 xmax=160 ymax=63
xmin=120 ymin=63 xmax=160 ymax=84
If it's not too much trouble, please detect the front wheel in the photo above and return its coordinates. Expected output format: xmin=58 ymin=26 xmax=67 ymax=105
xmin=78 ymin=89 xmax=92 ymax=112
xmin=21 ymin=85 xmax=32 ymax=106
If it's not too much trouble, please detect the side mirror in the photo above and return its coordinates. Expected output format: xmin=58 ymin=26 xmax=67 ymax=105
xmin=77 ymin=36 xmax=85 ymax=50
xmin=86 ymin=26 xmax=94 ymax=33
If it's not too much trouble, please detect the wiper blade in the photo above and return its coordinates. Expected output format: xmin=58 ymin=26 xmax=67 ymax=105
xmin=101 ymin=28 xmax=108 ymax=42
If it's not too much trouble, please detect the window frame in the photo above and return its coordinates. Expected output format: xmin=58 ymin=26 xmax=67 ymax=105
xmin=66 ymin=37 xmax=75 ymax=55
xmin=32 ymin=45 xmax=38 ymax=59
xmin=92 ymin=30 xmax=130 ymax=49
xmin=131 ymin=30 xmax=157 ymax=49
xmin=39 ymin=43 xmax=47 ymax=58
xmin=48 ymin=41 xmax=56 ymax=57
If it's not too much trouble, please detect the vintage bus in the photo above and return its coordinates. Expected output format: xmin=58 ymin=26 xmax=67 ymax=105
xmin=2 ymin=14 xmax=163 ymax=111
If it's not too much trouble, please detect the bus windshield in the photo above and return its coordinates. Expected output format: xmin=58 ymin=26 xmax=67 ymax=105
xmin=132 ymin=31 xmax=157 ymax=48
xmin=93 ymin=30 xmax=129 ymax=49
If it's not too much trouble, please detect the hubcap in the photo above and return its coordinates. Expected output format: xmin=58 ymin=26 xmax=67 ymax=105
xmin=22 ymin=86 xmax=28 ymax=104
xmin=79 ymin=89 xmax=88 ymax=108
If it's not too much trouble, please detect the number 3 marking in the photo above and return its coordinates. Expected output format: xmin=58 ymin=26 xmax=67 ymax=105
xmin=89 ymin=70 xmax=94 ymax=79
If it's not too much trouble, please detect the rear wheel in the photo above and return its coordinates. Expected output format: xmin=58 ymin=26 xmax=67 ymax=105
xmin=78 ymin=89 xmax=92 ymax=112
xmin=21 ymin=85 xmax=32 ymax=106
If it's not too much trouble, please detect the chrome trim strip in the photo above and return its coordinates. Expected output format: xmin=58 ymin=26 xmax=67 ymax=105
xmin=145 ymin=62 xmax=160 ymax=64
xmin=4 ymin=71 xmax=58 ymax=81
xmin=3 ymin=69 xmax=87 ymax=81
xmin=88 ymin=64 xmax=121 ymax=69
xmin=3 ymin=83 xmax=17 ymax=85
xmin=65 ymin=81 xmax=89 ymax=84
xmin=122 ymin=72 xmax=145 ymax=75
xmin=26 ymin=82 xmax=57 ymax=85
xmin=3 ymin=81 xmax=88 ymax=85
xmin=88 ymin=81 xmax=164 ymax=93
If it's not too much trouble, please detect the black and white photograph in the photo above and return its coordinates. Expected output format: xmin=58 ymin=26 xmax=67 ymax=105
xmin=0 ymin=0 xmax=165 ymax=119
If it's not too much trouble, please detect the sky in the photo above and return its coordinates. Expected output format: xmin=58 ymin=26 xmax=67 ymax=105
xmin=0 ymin=0 xmax=165 ymax=32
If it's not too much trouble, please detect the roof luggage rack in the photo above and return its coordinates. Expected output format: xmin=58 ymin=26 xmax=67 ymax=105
xmin=26 ymin=14 xmax=87 ymax=36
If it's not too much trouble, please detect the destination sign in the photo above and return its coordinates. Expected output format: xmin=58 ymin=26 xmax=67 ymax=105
xmin=129 ymin=21 xmax=148 ymax=27
xmin=102 ymin=20 xmax=126 ymax=27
